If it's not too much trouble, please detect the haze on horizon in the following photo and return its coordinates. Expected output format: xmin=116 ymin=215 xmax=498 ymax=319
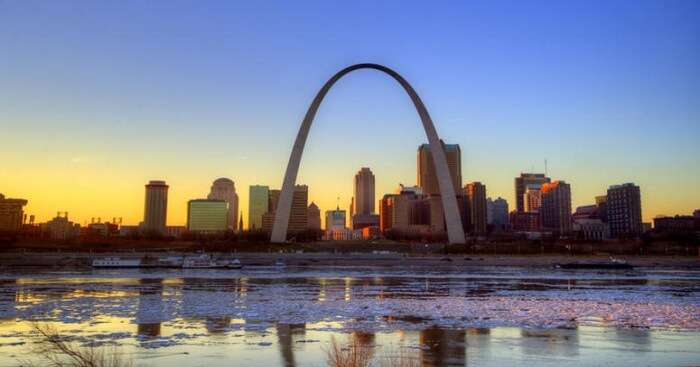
xmin=1 ymin=0 xmax=699 ymax=227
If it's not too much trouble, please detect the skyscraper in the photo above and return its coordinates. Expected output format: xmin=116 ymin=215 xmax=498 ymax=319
xmin=143 ymin=180 xmax=168 ymax=235
xmin=248 ymin=185 xmax=269 ymax=230
xmin=465 ymin=182 xmax=487 ymax=234
xmin=353 ymin=167 xmax=375 ymax=215
xmin=307 ymin=202 xmax=321 ymax=230
xmin=0 ymin=193 xmax=28 ymax=232
xmin=540 ymin=181 xmax=572 ymax=235
xmin=514 ymin=173 xmax=551 ymax=213
xmin=207 ymin=178 xmax=239 ymax=231
xmin=187 ymin=199 xmax=228 ymax=233
xmin=523 ymin=184 xmax=543 ymax=213
xmin=288 ymin=185 xmax=309 ymax=233
xmin=417 ymin=143 xmax=462 ymax=196
xmin=607 ymin=183 xmax=642 ymax=237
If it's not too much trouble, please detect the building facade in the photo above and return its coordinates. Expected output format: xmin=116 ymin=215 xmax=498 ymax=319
xmin=353 ymin=167 xmax=375 ymax=216
xmin=417 ymin=143 xmax=462 ymax=196
xmin=307 ymin=202 xmax=321 ymax=230
xmin=464 ymin=182 xmax=487 ymax=234
xmin=606 ymin=183 xmax=642 ymax=237
xmin=487 ymin=197 xmax=509 ymax=230
xmin=0 ymin=193 xmax=27 ymax=232
xmin=248 ymin=185 xmax=269 ymax=230
xmin=207 ymin=178 xmax=239 ymax=231
xmin=143 ymin=180 xmax=168 ymax=235
xmin=187 ymin=199 xmax=228 ymax=233
xmin=514 ymin=173 xmax=551 ymax=213
xmin=540 ymin=180 xmax=572 ymax=235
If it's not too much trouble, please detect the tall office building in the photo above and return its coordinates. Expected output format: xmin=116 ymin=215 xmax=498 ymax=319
xmin=187 ymin=199 xmax=228 ymax=233
xmin=207 ymin=178 xmax=239 ymax=231
xmin=0 ymin=193 xmax=28 ymax=232
xmin=540 ymin=181 xmax=572 ymax=235
xmin=353 ymin=167 xmax=375 ymax=215
xmin=417 ymin=143 xmax=462 ymax=196
xmin=143 ymin=180 xmax=168 ymax=235
xmin=307 ymin=202 xmax=321 ymax=230
xmin=248 ymin=185 xmax=269 ymax=230
xmin=514 ymin=173 xmax=551 ymax=213
xmin=464 ymin=182 xmax=487 ymax=234
xmin=606 ymin=183 xmax=642 ymax=237
xmin=487 ymin=197 xmax=509 ymax=229
xmin=523 ymin=184 xmax=543 ymax=212
xmin=288 ymin=185 xmax=309 ymax=233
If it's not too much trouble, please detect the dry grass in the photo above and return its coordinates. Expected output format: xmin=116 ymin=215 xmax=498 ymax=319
xmin=18 ymin=323 xmax=132 ymax=367
xmin=325 ymin=335 xmax=419 ymax=367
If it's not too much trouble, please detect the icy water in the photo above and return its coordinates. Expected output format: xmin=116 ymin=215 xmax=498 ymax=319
xmin=1 ymin=265 xmax=699 ymax=366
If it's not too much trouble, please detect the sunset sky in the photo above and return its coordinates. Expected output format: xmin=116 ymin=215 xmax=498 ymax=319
xmin=1 ymin=0 xmax=699 ymax=227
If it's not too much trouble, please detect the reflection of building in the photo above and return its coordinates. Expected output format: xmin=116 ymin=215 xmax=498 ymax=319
xmin=487 ymin=197 xmax=509 ymax=230
xmin=420 ymin=327 xmax=465 ymax=366
xmin=143 ymin=180 xmax=168 ymax=235
xmin=277 ymin=323 xmax=306 ymax=367
xmin=464 ymin=182 xmax=487 ymax=234
xmin=514 ymin=173 xmax=550 ymax=213
xmin=418 ymin=143 xmax=462 ymax=196
xmin=187 ymin=199 xmax=228 ymax=233
xmin=520 ymin=328 xmax=579 ymax=357
xmin=307 ymin=202 xmax=321 ymax=230
xmin=136 ymin=278 xmax=164 ymax=340
xmin=208 ymin=178 xmax=239 ymax=231
xmin=0 ymin=193 xmax=28 ymax=232
xmin=607 ymin=183 xmax=642 ymax=237
xmin=540 ymin=181 xmax=572 ymax=235
xmin=248 ymin=185 xmax=270 ymax=230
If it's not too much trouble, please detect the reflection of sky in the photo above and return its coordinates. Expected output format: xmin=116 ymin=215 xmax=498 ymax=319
xmin=1 ymin=1 xmax=699 ymax=226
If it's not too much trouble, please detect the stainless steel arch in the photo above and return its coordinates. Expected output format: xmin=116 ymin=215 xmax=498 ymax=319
xmin=271 ymin=63 xmax=466 ymax=245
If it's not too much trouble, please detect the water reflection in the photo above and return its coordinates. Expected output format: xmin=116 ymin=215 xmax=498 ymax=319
xmin=520 ymin=328 xmax=579 ymax=357
xmin=276 ymin=323 xmax=306 ymax=367
xmin=136 ymin=278 xmax=163 ymax=340
xmin=420 ymin=326 xmax=465 ymax=366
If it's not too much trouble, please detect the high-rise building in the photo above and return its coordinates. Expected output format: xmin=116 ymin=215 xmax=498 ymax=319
xmin=464 ymin=182 xmax=487 ymax=234
xmin=540 ymin=181 xmax=572 ymax=235
xmin=0 ymin=193 xmax=28 ymax=232
xmin=606 ymin=183 xmax=642 ymax=237
xmin=514 ymin=173 xmax=551 ymax=213
xmin=143 ymin=180 xmax=168 ymax=235
xmin=248 ymin=185 xmax=269 ymax=230
xmin=353 ymin=167 xmax=375 ymax=215
xmin=207 ymin=178 xmax=239 ymax=231
xmin=288 ymin=185 xmax=308 ymax=233
xmin=417 ymin=143 xmax=462 ymax=196
xmin=523 ymin=184 xmax=543 ymax=213
xmin=187 ymin=199 xmax=228 ymax=233
xmin=269 ymin=189 xmax=281 ymax=213
xmin=307 ymin=202 xmax=321 ymax=230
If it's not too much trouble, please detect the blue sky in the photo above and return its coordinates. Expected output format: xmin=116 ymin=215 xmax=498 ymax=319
xmin=1 ymin=0 xmax=699 ymax=225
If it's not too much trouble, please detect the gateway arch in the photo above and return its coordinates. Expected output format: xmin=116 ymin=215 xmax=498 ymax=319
xmin=271 ymin=63 xmax=466 ymax=245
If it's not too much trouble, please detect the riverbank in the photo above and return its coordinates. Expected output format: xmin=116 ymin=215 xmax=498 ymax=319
xmin=0 ymin=251 xmax=698 ymax=268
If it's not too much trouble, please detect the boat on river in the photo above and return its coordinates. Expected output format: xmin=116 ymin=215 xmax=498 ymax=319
xmin=554 ymin=257 xmax=634 ymax=270
xmin=92 ymin=257 xmax=142 ymax=268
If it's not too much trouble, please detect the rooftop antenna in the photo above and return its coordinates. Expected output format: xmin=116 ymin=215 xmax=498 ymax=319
xmin=336 ymin=196 xmax=340 ymax=210
xmin=545 ymin=159 xmax=548 ymax=177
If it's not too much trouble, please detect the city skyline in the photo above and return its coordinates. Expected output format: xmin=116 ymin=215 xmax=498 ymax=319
xmin=2 ymin=1 xmax=699 ymax=226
